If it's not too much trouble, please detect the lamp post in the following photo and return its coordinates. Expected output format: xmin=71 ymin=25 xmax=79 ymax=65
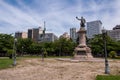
xmin=59 ymin=43 xmax=61 ymax=57
xmin=22 ymin=46 xmax=23 ymax=56
xmin=13 ymin=38 xmax=17 ymax=66
xmin=41 ymin=21 xmax=46 ymax=61
xmin=102 ymin=29 xmax=110 ymax=74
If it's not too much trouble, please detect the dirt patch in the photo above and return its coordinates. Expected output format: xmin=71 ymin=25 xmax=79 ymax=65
xmin=0 ymin=58 xmax=120 ymax=80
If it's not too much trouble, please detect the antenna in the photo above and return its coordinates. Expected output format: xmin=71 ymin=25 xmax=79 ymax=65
xmin=44 ymin=21 xmax=46 ymax=31
xmin=43 ymin=21 xmax=52 ymax=33
xmin=43 ymin=21 xmax=46 ymax=35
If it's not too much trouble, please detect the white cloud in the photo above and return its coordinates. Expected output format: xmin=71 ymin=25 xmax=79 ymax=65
xmin=0 ymin=0 xmax=120 ymax=36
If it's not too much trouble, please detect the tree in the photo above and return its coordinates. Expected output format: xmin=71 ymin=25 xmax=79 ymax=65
xmin=88 ymin=34 xmax=104 ymax=57
xmin=29 ymin=43 xmax=42 ymax=55
xmin=55 ymin=37 xmax=76 ymax=56
xmin=17 ymin=38 xmax=33 ymax=55
xmin=42 ymin=37 xmax=76 ymax=56
xmin=88 ymin=34 xmax=120 ymax=57
xmin=0 ymin=34 xmax=14 ymax=57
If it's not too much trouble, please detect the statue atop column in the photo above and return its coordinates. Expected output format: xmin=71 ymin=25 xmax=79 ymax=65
xmin=76 ymin=16 xmax=86 ymax=28
xmin=74 ymin=16 xmax=93 ymax=60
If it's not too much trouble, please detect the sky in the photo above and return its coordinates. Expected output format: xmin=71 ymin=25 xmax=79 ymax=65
xmin=0 ymin=0 xmax=120 ymax=37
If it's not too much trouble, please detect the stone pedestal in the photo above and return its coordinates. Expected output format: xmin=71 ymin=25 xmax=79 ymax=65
xmin=74 ymin=27 xmax=93 ymax=59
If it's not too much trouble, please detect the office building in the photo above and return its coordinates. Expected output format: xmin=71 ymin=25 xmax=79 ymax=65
xmin=28 ymin=29 xmax=33 ymax=39
xmin=87 ymin=20 xmax=102 ymax=38
xmin=60 ymin=32 xmax=70 ymax=39
xmin=107 ymin=25 xmax=120 ymax=41
xmin=28 ymin=27 xmax=58 ymax=42
xmin=39 ymin=33 xmax=58 ymax=42
xmin=28 ymin=27 xmax=43 ymax=42
xmin=70 ymin=28 xmax=77 ymax=42
xmin=15 ymin=32 xmax=27 ymax=39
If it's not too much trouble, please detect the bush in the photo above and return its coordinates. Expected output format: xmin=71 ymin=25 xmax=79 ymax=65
xmin=44 ymin=50 xmax=47 ymax=57
xmin=109 ymin=51 xmax=117 ymax=58
xmin=7 ymin=49 xmax=13 ymax=59
xmin=72 ymin=52 xmax=75 ymax=56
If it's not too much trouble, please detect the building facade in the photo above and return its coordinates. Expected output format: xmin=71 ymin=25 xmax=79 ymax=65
xmin=32 ymin=28 xmax=40 ymax=41
xmin=70 ymin=28 xmax=77 ymax=42
xmin=60 ymin=32 xmax=70 ymax=40
xmin=87 ymin=20 xmax=102 ymax=38
xmin=44 ymin=33 xmax=58 ymax=42
xmin=28 ymin=27 xmax=43 ymax=42
xmin=15 ymin=32 xmax=27 ymax=39
xmin=107 ymin=25 xmax=120 ymax=41
xmin=28 ymin=27 xmax=58 ymax=42
xmin=28 ymin=29 xmax=33 ymax=39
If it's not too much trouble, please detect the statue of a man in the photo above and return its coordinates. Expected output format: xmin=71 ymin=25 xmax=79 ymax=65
xmin=76 ymin=16 xmax=86 ymax=27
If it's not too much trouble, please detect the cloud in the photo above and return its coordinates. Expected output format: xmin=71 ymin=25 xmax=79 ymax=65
xmin=0 ymin=0 xmax=40 ymax=29
xmin=0 ymin=0 xmax=120 ymax=36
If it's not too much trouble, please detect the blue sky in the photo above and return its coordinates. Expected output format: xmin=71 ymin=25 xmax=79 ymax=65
xmin=0 ymin=0 xmax=120 ymax=36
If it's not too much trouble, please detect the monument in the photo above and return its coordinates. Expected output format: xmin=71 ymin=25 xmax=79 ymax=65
xmin=74 ymin=16 xmax=93 ymax=59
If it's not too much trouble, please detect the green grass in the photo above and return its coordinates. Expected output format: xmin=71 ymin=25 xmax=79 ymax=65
xmin=0 ymin=57 xmax=13 ymax=69
xmin=96 ymin=75 xmax=120 ymax=80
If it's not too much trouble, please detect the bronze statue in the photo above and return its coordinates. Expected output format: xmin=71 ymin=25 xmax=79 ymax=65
xmin=76 ymin=16 xmax=86 ymax=27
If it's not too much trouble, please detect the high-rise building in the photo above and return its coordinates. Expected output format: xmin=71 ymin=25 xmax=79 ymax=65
xmin=28 ymin=27 xmax=58 ymax=42
xmin=113 ymin=25 xmax=120 ymax=30
xmin=28 ymin=29 xmax=33 ymax=39
xmin=39 ymin=33 xmax=58 ymax=42
xmin=60 ymin=32 xmax=70 ymax=40
xmin=70 ymin=28 xmax=77 ymax=42
xmin=32 ymin=28 xmax=40 ymax=41
xmin=107 ymin=25 xmax=120 ymax=41
xmin=15 ymin=32 xmax=27 ymax=39
xmin=28 ymin=27 xmax=43 ymax=42
xmin=87 ymin=20 xmax=102 ymax=38
xmin=22 ymin=32 xmax=27 ymax=38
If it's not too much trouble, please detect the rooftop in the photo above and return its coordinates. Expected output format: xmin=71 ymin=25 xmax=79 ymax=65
xmin=113 ymin=25 xmax=120 ymax=30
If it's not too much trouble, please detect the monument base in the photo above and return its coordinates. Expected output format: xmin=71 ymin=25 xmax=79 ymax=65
xmin=74 ymin=45 xmax=93 ymax=60
xmin=73 ymin=19 xmax=93 ymax=60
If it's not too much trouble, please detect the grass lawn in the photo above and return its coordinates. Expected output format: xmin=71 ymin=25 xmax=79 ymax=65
xmin=96 ymin=75 xmax=120 ymax=80
xmin=0 ymin=57 xmax=13 ymax=69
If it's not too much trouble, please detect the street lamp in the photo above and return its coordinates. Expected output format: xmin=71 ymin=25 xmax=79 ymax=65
xmin=13 ymin=38 xmax=17 ymax=66
xmin=59 ymin=43 xmax=61 ymax=57
xmin=41 ymin=48 xmax=44 ymax=61
xmin=22 ymin=46 xmax=23 ymax=56
xmin=41 ymin=21 xmax=46 ymax=61
xmin=102 ymin=29 xmax=110 ymax=74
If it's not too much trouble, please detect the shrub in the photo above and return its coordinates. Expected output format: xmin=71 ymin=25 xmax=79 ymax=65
xmin=7 ymin=49 xmax=13 ymax=59
xmin=109 ymin=51 xmax=117 ymax=58
xmin=72 ymin=52 xmax=75 ymax=56
xmin=44 ymin=50 xmax=47 ymax=57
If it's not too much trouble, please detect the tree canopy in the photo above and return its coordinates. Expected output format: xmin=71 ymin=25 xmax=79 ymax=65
xmin=0 ymin=33 xmax=120 ymax=57
xmin=88 ymin=34 xmax=120 ymax=57
xmin=0 ymin=34 xmax=14 ymax=56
